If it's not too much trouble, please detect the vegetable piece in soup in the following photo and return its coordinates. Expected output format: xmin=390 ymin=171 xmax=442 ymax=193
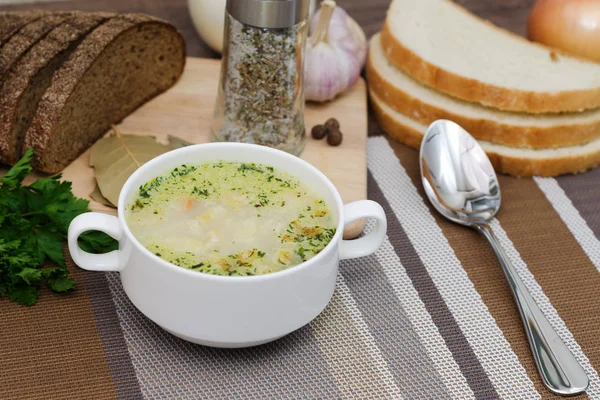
xmin=126 ymin=162 xmax=336 ymax=276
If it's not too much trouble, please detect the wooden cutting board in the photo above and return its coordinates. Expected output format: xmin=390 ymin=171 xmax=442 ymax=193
xmin=3 ymin=57 xmax=368 ymax=238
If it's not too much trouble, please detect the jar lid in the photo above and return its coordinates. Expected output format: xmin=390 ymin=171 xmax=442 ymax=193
xmin=227 ymin=0 xmax=310 ymax=29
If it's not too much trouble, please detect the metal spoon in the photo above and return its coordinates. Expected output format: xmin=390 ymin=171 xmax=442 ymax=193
xmin=419 ymin=120 xmax=589 ymax=396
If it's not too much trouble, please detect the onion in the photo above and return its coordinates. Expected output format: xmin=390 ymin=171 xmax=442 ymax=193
xmin=528 ymin=0 xmax=600 ymax=62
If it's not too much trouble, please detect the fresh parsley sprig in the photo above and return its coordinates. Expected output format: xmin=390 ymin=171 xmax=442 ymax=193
xmin=0 ymin=149 xmax=118 ymax=306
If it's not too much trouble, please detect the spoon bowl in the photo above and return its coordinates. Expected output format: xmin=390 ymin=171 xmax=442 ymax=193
xmin=420 ymin=120 xmax=500 ymax=227
xmin=420 ymin=120 xmax=589 ymax=396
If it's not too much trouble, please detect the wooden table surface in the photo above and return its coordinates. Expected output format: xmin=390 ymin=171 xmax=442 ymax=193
xmin=0 ymin=0 xmax=537 ymax=59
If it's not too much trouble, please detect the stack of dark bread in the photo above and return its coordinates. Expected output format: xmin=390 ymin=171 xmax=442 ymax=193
xmin=0 ymin=11 xmax=186 ymax=173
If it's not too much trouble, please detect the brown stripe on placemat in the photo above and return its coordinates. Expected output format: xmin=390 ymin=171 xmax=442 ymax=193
xmin=341 ymin=252 xmax=453 ymax=399
xmin=367 ymin=169 xmax=499 ymax=399
xmin=389 ymin=140 xmax=584 ymax=400
xmin=496 ymin=174 xmax=600 ymax=391
xmin=0 ymin=264 xmax=117 ymax=400
xmin=80 ymin=264 xmax=142 ymax=399
xmin=556 ymin=168 xmax=600 ymax=241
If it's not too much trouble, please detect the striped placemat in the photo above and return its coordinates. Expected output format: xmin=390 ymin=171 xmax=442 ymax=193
xmin=2 ymin=132 xmax=599 ymax=399
xmin=1 ymin=0 xmax=599 ymax=398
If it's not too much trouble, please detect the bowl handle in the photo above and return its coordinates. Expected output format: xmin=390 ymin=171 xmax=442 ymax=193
xmin=339 ymin=201 xmax=387 ymax=260
xmin=68 ymin=213 xmax=125 ymax=272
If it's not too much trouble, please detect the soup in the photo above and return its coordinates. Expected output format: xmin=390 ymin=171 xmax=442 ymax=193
xmin=126 ymin=162 xmax=337 ymax=276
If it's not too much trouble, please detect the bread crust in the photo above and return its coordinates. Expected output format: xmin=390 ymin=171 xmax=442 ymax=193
xmin=0 ymin=13 xmax=109 ymax=165
xmin=0 ymin=11 xmax=49 ymax=45
xmin=0 ymin=13 xmax=71 ymax=77
xmin=367 ymin=51 xmax=600 ymax=149
xmin=24 ymin=14 xmax=186 ymax=173
xmin=380 ymin=12 xmax=600 ymax=114
xmin=370 ymin=91 xmax=600 ymax=177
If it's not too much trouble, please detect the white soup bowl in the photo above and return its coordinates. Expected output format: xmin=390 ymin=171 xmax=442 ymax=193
xmin=68 ymin=143 xmax=386 ymax=348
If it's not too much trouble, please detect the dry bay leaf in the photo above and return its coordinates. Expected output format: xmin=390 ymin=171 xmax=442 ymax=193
xmin=91 ymin=129 xmax=175 ymax=206
xmin=168 ymin=134 xmax=194 ymax=149
xmin=90 ymin=127 xmax=195 ymax=206
xmin=89 ymin=184 xmax=116 ymax=208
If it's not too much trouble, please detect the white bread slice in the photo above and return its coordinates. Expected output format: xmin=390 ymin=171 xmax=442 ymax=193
xmin=370 ymin=90 xmax=600 ymax=177
xmin=368 ymin=33 xmax=600 ymax=149
xmin=380 ymin=0 xmax=600 ymax=113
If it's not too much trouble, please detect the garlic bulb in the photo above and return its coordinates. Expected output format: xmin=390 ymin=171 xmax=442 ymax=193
xmin=309 ymin=2 xmax=367 ymax=68
xmin=304 ymin=1 xmax=367 ymax=102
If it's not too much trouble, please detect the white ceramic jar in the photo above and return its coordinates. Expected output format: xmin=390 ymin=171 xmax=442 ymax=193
xmin=188 ymin=0 xmax=227 ymax=53
xmin=68 ymin=143 xmax=386 ymax=348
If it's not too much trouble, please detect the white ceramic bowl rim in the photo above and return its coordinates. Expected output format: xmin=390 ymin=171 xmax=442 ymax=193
xmin=117 ymin=142 xmax=346 ymax=282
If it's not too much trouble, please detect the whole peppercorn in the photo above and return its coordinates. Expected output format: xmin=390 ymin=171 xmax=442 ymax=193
xmin=311 ymin=124 xmax=327 ymax=140
xmin=327 ymin=129 xmax=343 ymax=146
xmin=324 ymin=118 xmax=340 ymax=132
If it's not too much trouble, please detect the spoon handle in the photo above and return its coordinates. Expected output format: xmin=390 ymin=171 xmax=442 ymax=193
xmin=476 ymin=223 xmax=589 ymax=396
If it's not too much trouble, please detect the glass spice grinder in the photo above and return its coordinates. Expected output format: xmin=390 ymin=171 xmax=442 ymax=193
xmin=211 ymin=0 xmax=310 ymax=155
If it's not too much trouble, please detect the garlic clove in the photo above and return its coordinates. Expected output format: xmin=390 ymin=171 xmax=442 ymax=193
xmin=342 ymin=12 xmax=367 ymax=68
xmin=305 ymin=44 xmax=346 ymax=102
xmin=342 ymin=47 xmax=362 ymax=87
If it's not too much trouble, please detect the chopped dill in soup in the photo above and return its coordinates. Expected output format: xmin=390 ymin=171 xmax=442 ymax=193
xmin=126 ymin=162 xmax=336 ymax=276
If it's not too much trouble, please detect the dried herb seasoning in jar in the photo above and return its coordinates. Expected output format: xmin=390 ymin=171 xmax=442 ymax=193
xmin=212 ymin=0 xmax=310 ymax=156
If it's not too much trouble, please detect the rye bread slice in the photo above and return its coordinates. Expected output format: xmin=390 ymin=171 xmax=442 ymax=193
xmin=0 ymin=13 xmax=111 ymax=165
xmin=0 ymin=13 xmax=72 ymax=79
xmin=0 ymin=11 xmax=49 ymax=46
xmin=24 ymin=14 xmax=186 ymax=173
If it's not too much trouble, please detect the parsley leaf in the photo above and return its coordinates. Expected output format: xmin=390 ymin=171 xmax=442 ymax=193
xmin=9 ymin=285 xmax=38 ymax=306
xmin=47 ymin=276 xmax=75 ymax=293
xmin=0 ymin=148 xmax=33 ymax=188
xmin=79 ymin=231 xmax=119 ymax=253
xmin=34 ymin=225 xmax=67 ymax=267
xmin=17 ymin=268 xmax=43 ymax=285
xmin=0 ymin=149 xmax=118 ymax=306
